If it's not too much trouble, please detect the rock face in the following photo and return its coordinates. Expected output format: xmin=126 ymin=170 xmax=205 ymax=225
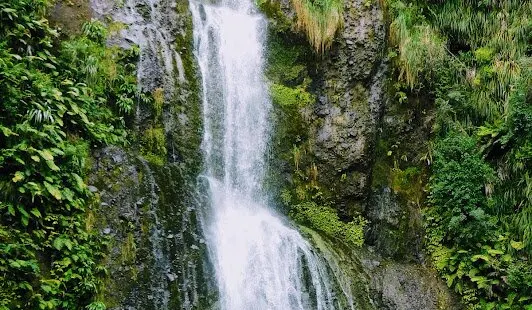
xmin=52 ymin=0 xmax=457 ymax=308
xmin=366 ymin=88 xmax=435 ymax=259
xmin=89 ymin=147 xmax=216 ymax=310
xmin=264 ymin=0 xmax=460 ymax=307
xmin=91 ymin=0 xmax=202 ymax=167
xmin=303 ymin=227 xmax=460 ymax=310
xmin=63 ymin=0 xmax=213 ymax=308
xmin=305 ymin=0 xmax=387 ymax=215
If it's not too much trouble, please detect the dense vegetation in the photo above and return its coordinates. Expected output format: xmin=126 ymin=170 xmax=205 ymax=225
xmin=0 ymin=0 xmax=146 ymax=308
xmin=386 ymin=0 xmax=531 ymax=308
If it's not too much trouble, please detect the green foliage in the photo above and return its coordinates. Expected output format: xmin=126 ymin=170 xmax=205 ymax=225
xmin=290 ymin=202 xmax=366 ymax=247
xmin=291 ymin=0 xmax=344 ymax=52
xmin=265 ymin=33 xmax=314 ymax=179
xmin=140 ymin=126 xmax=167 ymax=166
xmin=428 ymin=132 xmax=495 ymax=246
xmin=388 ymin=1 xmax=447 ymax=89
xmin=385 ymin=0 xmax=532 ymax=308
xmin=267 ymin=37 xmax=314 ymax=107
xmin=152 ymin=87 xmax=164 ymax=119
xmin=425 ymin=133 xmax=531 ymax=308
xmin=271 ymin=83 xmax=314 ymax=107
xmin=0 ymin=0 xmax=142 ymax=308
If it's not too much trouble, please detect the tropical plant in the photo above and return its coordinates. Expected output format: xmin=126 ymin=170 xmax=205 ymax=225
xmin=0 ymin=0 xmax=144 ymax=308
xmin=386 ymin=0 xmax=532 ymax=308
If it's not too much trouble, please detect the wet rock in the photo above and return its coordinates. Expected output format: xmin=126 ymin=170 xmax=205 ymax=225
xmin=267 ymin=0 xmax=388 ymax=215
xmin=303 ymin=227 xmax=462 ymax=310
xmin=166 ymin=273 xmax=177 ymax=282
xmin=89 ymin=146 xmax=216 ymax=309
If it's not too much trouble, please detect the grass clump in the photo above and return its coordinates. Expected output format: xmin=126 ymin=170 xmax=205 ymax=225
xmin=292 ymin=0 xmax=344 ymax=52
xmin=388 ymin=1 xmax=447 ymax=89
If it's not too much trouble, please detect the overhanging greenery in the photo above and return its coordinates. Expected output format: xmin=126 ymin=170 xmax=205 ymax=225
xmin=292 ymin=0 xmax=344 ymax=52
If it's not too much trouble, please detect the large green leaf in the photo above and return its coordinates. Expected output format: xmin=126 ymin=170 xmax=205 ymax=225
xmin=37 ymin=149 xmax=54 ymax=161
xmin=44 ymin=181 xmax=62 ymax=200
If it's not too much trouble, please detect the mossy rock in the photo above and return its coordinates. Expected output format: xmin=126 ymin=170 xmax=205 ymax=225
xmin=301 ymin=226 xmax=462 ymax=310
xmin=49 ymin=0 xmax=92 ymax=36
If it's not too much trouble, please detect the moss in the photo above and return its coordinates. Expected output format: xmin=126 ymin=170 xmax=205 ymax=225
xmin=257 ymin=0 xmax=293 ymax=32
xmin=390 ymin=166 xmax=424 ymax=204
xmin=265 ymin=31 xmax=314 ymax=150
xmin=152 ymin=87 xmax=164 ymax=120
xmin=266 ymin=36 xmax=311 ymax=84
xmin=271 ymin=83 xmax=314 ymax=107
xmin=120 ymin=231 xmax=137 ymax=264
xmin=107 ymin=21 xmax=128 ymax=35
xmin=371 ymin=144 xmax=426 ymax=207
xmin=290 ymin=202 xmax=367 ymax=247
xmin=135 ymin=3 xmax=151 ymax=20
xmin=140 ymin=126 xmax=167 ymax=165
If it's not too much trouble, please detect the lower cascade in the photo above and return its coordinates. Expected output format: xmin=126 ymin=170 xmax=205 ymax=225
xmin=190 ymin=0 xmax=343 ymax=309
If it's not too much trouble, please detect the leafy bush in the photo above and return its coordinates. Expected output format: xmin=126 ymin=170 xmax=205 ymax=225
xmin=425 ymin=132 xmax=531 ymax=309
xmin=0 ymin=0 xmax=144 ymax=308
xmin=385 ymin=1 xmax=531 ymax=308
xmin=428 ymin=132 xmax=495 ymax=246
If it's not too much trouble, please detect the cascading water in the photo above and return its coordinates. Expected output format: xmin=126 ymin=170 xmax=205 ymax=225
xmin=191 ymin=1 xmax=342 ymax=309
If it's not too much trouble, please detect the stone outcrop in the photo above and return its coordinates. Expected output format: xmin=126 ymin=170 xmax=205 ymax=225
xmin=52 ymin=1 xmax=212 ymax=309
xmin=89 ymin=147 xmax=216 ymax=309
xmin=304 ymin=227 xmax=461 ymax=310
xmin=264 ymin=0 xmax=460 ymax=307
xmin=307 ymin=0 xmax=386 ymax=216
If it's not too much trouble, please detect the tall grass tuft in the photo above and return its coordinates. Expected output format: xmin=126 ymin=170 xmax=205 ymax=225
xmin=432 ymin=0 xmax=531 ymax=120
xmin=388 ymin=1 xmax=447 ymax=89
xmin=292 ymin=0 xmax=344 ymax=53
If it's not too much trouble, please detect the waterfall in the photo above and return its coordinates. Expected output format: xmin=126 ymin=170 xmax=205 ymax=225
xmin=190 ymin=1 xmax=340 ymax=309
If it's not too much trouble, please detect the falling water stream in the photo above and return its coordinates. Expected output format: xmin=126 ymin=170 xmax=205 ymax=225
xmin=191 ymin=0 xmax=341 ymax=309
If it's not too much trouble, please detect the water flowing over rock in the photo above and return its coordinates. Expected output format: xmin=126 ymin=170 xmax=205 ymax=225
xmin=191 ymin=1 xmax=351 ymax=308
xmin=86 ymin=0 xmax=212 ymax=309
xmin=73 ymin=0 xmax=462 ymax=308
xmin=90 ymin=0 xmax=187 ymax=92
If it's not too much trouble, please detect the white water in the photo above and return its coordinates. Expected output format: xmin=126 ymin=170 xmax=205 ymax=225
xmin=191 ymin=1 xmax=339 ymax=309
